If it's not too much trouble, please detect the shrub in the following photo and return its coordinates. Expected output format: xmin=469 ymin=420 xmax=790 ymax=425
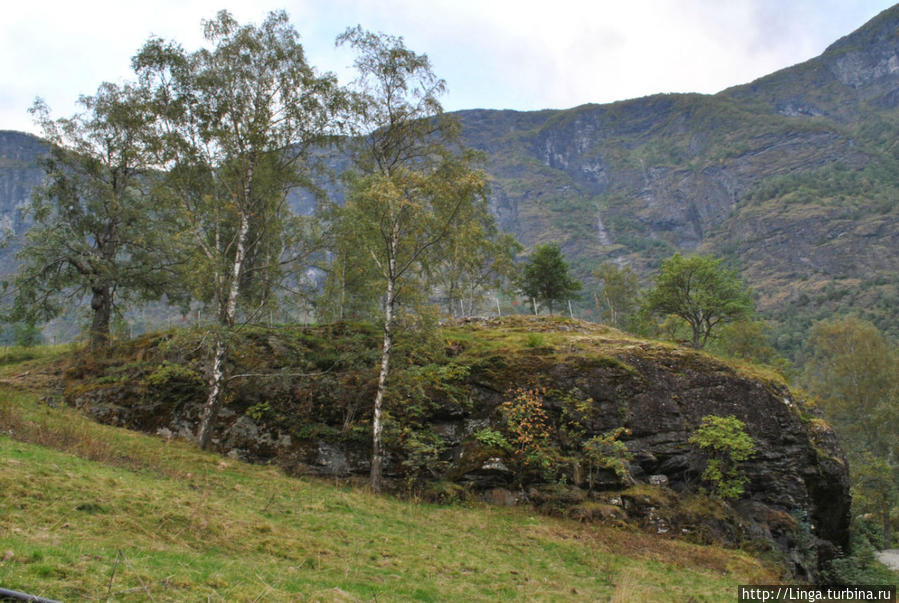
xmin=525 ymin=333 xmax=545 ymax=348
xmin=583 ymin=427 xmax=634 ymax=486
xmin=501 ymin=387 xmax=557 ymax=481
xmin=473 ymin=428 xmax=510 ymax=451
xmin=689 ymin=415 xmax=755 ymax=499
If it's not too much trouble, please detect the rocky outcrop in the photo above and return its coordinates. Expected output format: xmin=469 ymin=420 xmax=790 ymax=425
xmin=62 ymin=318 xmax=850 ymax=577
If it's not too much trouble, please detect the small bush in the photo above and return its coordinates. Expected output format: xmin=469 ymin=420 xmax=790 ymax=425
xmin=501 ymin=387 xmax=557 ymax=482
xmin=689 ymin=415 xmax=755 ymax=499
xmin=583 ymin=427 xmax=634 ymax=486
xmin=473 ymin=428 xmax=510 ymax=451
xmin=525 ymin=333 xmax=545 ymax=348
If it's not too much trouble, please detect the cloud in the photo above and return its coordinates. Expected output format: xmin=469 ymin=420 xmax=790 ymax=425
xmin=1 ymin=0 xmax=894 ymax=134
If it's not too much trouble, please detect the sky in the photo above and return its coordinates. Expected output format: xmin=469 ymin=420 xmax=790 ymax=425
xmin=1 ymin=0 xmax=895 ymax=135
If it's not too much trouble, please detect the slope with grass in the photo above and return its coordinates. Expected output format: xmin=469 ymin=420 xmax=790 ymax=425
xmin=0 ymin=355 xmax=781 ymax=601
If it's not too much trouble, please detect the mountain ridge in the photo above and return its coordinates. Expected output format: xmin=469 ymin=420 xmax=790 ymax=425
xmin=1 ymin=6 xmax=897 ymax=350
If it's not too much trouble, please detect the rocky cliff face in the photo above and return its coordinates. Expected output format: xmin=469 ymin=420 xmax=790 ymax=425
xmin=0 ymin=131 xmax=45 ymax=231
xmin=62 ymin=318 xmax=850 ymax=577
xmin=0 ymin=131 xmax=46 ymax=275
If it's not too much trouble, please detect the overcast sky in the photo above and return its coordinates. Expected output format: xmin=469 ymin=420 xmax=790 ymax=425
xmin=2 ymin=0 xmax=895 ymax=135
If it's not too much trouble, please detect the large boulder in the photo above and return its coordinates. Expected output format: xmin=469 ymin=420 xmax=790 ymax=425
xmin=64 ymin=318 xmax=850 ymax=577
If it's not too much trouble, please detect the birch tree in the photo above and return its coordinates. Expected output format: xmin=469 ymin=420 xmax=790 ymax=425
xmin=336 ymin=27 xmax=490 ymax=492
xmin=133 ymin=10 xmax=343 ymax=448
xmin=429 ymin=217 xmax=521 ymax=318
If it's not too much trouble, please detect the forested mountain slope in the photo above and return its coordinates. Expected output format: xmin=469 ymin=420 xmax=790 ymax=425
xmin=452 ymin=5 xmax=899 ymax=351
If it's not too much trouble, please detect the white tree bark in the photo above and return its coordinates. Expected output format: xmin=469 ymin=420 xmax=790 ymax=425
xmin=370 ymin=226 xmax=398 ymax=493
xmin=196 ymin=173 xmax=253 ymax=449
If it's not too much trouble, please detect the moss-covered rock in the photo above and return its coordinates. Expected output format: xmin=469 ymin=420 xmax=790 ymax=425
xmin=62 ymin=316 xmax=850 ymax=577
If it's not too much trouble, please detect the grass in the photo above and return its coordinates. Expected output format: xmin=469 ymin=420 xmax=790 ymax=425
xmin=0 ymin=358 xmax=780 ymax=601
xmin=0 ymin=343 xmax=73 ymax=367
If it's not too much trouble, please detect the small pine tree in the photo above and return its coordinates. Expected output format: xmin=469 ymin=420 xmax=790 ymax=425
xmin=517 ymin=243 xmax=582 ymax=314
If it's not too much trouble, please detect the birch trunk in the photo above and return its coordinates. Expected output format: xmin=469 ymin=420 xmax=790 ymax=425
xmin=370 ymin=227 xmax=399 ymax=493
xmin=197 ymin=334 xmax=228 ymax=449
xmin=370 ymin=274 xmax=395 ymax=493
xmin=197 ymin=205 xmax=252 ymax=449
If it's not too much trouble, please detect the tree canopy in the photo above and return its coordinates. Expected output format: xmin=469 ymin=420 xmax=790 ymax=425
xmin=517 ymin=243 xmax=582 ymax=315
xmin=642 ymin=253 xmax=753 ymax=349
xmin=10 ymin=84 xmax=180 ymax=350
xmin=803 ymin=316 xmax=898 ymax=547
xmin=592 ymin=261 xmax=639 ymax=328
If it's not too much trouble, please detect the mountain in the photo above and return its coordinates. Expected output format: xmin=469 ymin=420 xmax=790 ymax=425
xmin=1 ymin=6 xmax=897 ymax=352
xmin=451 ymin=4 xmax=899 ymax=353
xmin=0 ymin=130 xmax=45 ymax=230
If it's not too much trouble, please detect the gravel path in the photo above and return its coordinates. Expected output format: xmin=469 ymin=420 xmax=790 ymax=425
xmin=875 ymin=549 xmax=899 ymax=571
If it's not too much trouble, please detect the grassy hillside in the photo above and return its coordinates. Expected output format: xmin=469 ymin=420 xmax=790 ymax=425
xmin=0 ymin=348 xmax=781 ymax=601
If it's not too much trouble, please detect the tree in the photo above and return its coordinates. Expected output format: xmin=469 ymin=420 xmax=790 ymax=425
xmin=9 ymin=85 xmax=178 ymax=351
xmin=592 ymin=261 xmax=638 ymax=328
xmin=517 ymin=243 xmax=582 ymax=314
xmin=334 ymin=27 xmax=492 ymax=492
xmin=853 ymin=453 xmax=898 ymax=549
xmin=804 ymin=317 xmax=898 ymax=547
xmin=642 ymin=253 xmax=753 ymax=349
xmin=430 ymin=221 xmax=521 ymax=318
xmin=133 ymin=10 xmax=343 ymax=448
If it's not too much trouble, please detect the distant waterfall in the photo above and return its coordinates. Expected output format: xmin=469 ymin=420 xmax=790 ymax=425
xmin=596 ymin=211 xmax=612 ymax=246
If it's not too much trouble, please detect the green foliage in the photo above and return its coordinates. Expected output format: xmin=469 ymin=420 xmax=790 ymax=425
xmin=642 ymin=253 xmax=754 ymax=349
xmin=144 ymin=362 xmax=205 ymax=401
xmin=394 ymin=425 xmax=447 ymax=484
xmin=144 ymin=362 xmax=202 ymax=389
xmin=245 ymin=402 xmax=273 ymax=422
xmin=820 ymin=522 xmax=898 ymax=586
xmin=473 ymin=428 xmax=511 ymax=451
xmin=803 ymin=316 xmax=898 ymax=548
xmin=517 ymin=243 xmax=582 ymax=315
xmin=592 ymin=262 xmax=639 ymax=329
xmin=525 ymin=333 xmax=545 ymax=348
xmin=689 ymin=415 xmax=755 ymax=500
xmin=134 ymin=10 xmax=342 ymax=325
xmin=852 ymin=453 xmax=898 ymax=549
xmin=12 ymin=85 xmax=181 ymax=350
xmin=709 ymin=320 xmax=794 ymax=379
xmin=11 ymin=322 xmax=42 ymax=348
xmin=583 ymin=427 xmax=634 ymax=486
